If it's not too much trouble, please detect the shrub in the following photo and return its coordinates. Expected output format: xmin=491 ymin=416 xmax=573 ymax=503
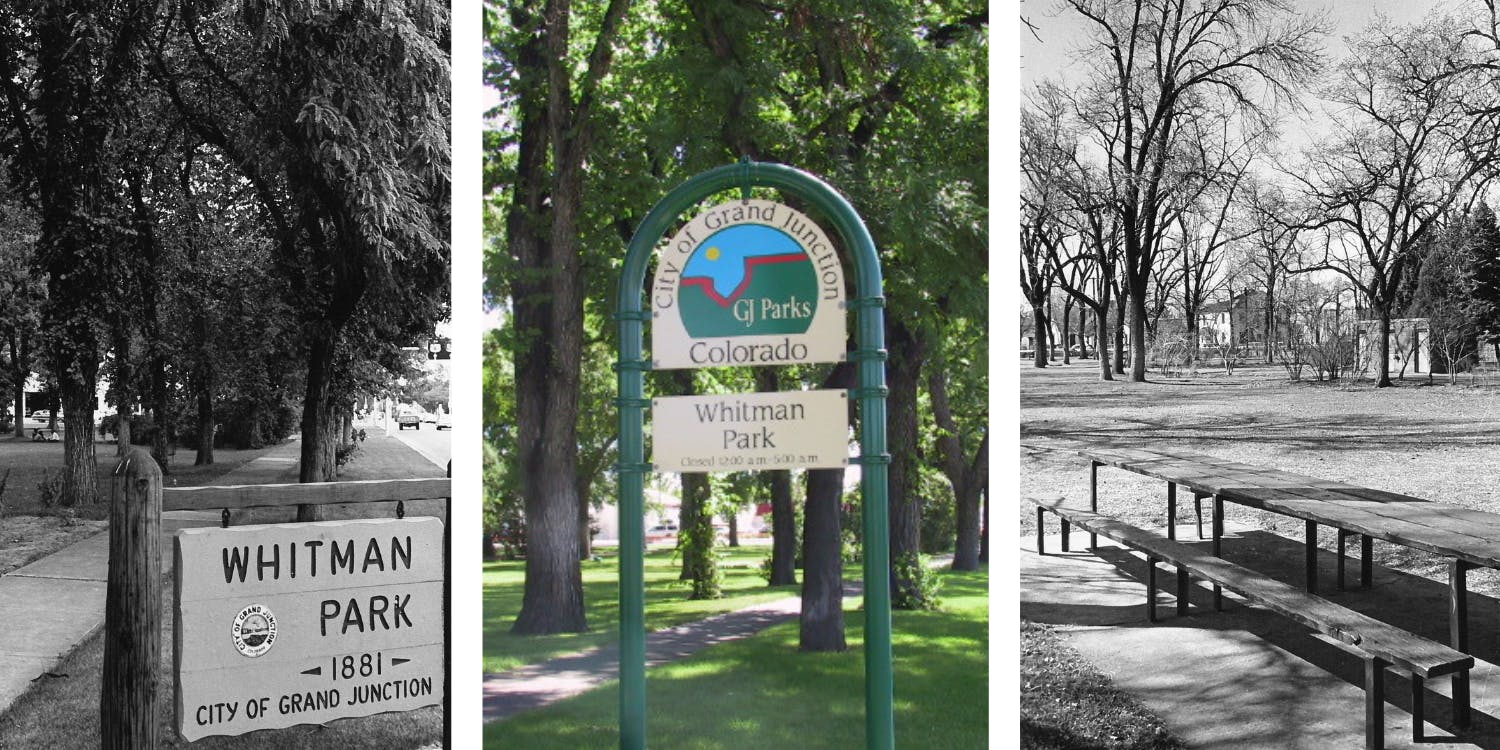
xmin=891 ymin=552 xmax=942 ymax=610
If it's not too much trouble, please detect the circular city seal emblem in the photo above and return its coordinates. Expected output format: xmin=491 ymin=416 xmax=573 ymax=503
xmin=231 ymin=603 xmax=277 ymax=658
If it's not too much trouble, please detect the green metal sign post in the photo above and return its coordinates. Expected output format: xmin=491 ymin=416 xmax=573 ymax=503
xmin=614 ymin=160 xmax=893 ymax=750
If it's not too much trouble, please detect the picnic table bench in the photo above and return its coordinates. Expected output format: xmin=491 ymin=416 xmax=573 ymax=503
xmin=1035 ymin=442 xmax=1500 ymax=726
xmin=1028 ymin=496 xmax=1473 ymax=750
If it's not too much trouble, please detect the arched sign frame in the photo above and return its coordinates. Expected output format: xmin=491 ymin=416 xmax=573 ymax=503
xmin=614 ymin=159 xmax=893 ymax=750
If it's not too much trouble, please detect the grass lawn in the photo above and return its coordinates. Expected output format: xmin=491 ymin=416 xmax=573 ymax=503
xmin=484 ymin=545 xmax=797 ymax=674
xmin=0 ymin=440 xmax=295 ymax=575
xmin=1019 ymin=361 xmax=1500 ymax=593
xmin=1020 ymin=620 xmax=1182 ymax=750
xmin=484 ymin=566 xmax=987 ymax=749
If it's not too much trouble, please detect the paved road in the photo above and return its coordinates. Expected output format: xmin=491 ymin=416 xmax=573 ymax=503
xmin=389 ymin=418 xmax=451 ymax=470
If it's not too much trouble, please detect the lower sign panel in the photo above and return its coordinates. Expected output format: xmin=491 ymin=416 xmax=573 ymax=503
xmin=176 ymin=642 xmax=443 ymax=741
xmin=651 ymin=389 xmax=850 ymax=472
xmin=174 ymin=518 xmax=445 ymax=741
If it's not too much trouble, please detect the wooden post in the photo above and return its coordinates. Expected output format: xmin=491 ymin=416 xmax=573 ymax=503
xmin=1212 ymin=497 xmax=1223 ymax=611
xmin=1146 ymin=557 xmax=1158 ymax=623
xmin=1337 ymin=530 xmax=1349 ymax=591
xmin=1166 ymin=482 xmax=1177 ymax=540
xmin=1193 ymin=492 xmax=1205 ymax=539
xmin=1365 ymin=657 xmax=1386 ymax=750
xmin=1175 ymin=565 xmax=1189 ymax=617
xmin=1450 ymin=559 xmax=1471 ymax=727
xmin=102 ymin=448 xmax=161 ymax=749
xmin=1089 ymin=460 xmax=1099 ymax=549
xmin=1411 ymin=675 xmax=1424 ymax=743
xmin=1035 ymin=506 xmax=1046 ymax=555
xmin=1305 ymin=520 xmax=1318 ymax=593
xmin=1361 ymin=535 xmax=1373 ymax=588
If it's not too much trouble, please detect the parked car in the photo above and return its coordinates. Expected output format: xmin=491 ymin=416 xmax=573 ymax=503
xmin=436 ymin=413 xmax=451 ymax=430
xmin=646 ymin=524 xmax=678 ymax=543
xmin=396 ymin=412 xmax=421 ymax=430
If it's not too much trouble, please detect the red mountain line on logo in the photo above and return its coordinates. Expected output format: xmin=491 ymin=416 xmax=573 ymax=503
xmin=680 ymin=252 xmax=807 ymax=307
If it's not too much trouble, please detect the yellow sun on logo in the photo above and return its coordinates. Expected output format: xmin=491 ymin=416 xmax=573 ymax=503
xmin=705 ymin=246 xmax=721 ymax=261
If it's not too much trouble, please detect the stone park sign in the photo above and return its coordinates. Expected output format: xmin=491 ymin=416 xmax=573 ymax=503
xmin=174 ymin=517 xmax=444 ymax=741
xmin=651 ymin=198 xmax=846 ymax=369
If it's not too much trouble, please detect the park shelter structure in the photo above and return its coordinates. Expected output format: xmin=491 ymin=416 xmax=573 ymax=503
xmin=1353 ymin=319 xmax=1431 ymax=378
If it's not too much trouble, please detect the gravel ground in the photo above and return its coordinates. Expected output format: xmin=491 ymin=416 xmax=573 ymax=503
xmin=1018 ymin=359 xmax=1500 ymax=595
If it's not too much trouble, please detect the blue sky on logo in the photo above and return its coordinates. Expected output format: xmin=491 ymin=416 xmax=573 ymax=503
xmin=682 ymin=225 xmax=803 ymax=300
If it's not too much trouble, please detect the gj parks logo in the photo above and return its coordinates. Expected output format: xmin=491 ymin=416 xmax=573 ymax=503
xmin=679 ymin=225 xmax=817 ymax=337
xmin=652 ymin=200 xmax=845 ymax=369
xmin=231 ymin=603 xmax=278 ymax=658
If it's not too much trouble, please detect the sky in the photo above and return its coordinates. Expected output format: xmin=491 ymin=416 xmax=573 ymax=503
xmin=1017 ymin=0 xmax=1454 ymax=157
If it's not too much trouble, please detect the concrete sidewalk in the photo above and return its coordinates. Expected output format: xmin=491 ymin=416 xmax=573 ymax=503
xmin=0 ymin=434 xmax=445 ymax=718
xmin=1022 ymin=521 xmax=1500 ymax=749
xmin=482 ymin=581 xmax=867 ymax=723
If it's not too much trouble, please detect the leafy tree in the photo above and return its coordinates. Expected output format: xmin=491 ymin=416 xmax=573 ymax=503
xmin=0 ymin=0 xmax=163 ymax=505
xmin=1470 ymin=203 xmax=1500 ymax=360
xmin=0 ymin=192 xmax=41 ymax=437
xmin=1411 ymin=215 xmax=1481 ymax=381
xmin=487 ymin=0 xmax=631 ymax=635
xmin=156 ymin=1 xmax=451 ymax=499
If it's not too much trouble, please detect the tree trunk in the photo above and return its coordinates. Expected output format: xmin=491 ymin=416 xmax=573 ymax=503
xmin=195 ymin=378 xmax=214 ymax=466
xmin=678 ymin=471 xmax=718 ymax=598
xmin=887 ymin=319 xmax=928 ymax=607
xmin=297 ymin=332 xmax=339 ymax=521
xmin=1376 ymin=308 xmax=1393 ymax=388
xmin=1061 ymin=298 xmax=1072 ymax=365
xmin=800 ymin=464 xmax=846 ymax=651
xmin=1046 ymin=295 xmax=1057 ymax=362
xmin=1031 ymin=302 xmax=1047 ymax=368
xmin=1113 ymin=292 xmax=1128 ymax=375
xmin=1129 ymin=282 xmax=1148 ymax=381
xmin=111 ymin=322 xmax=133 ymax=455
xmin=1264 ymin=278 xmax=1277 ymax=362
xmin=727 ymin=512 xmax=738 ymax=547
xmin=977 ymin=482 xmax=989 ymax=564
xmin=756 ymin=368 xmax=797 ymax=585
xmin=513 ymin=462 xmax=586 ymax=633
xmin=503 ymin=0 xmax=629 ymax=635
xmin=767 ymin=468 xmax=796 ymax=585
xmin=799 ymin=361 xmax=854 ymax=650
xmin=576 ymin=476 xmax=594 ymax=561
xmin=1078 ymin=305 xmax=1089 ymax=358
xmin=1096 ymin=307 xmax=1113 ymax=381
xmin=931 ymin=364 xmax=985 ymax=572
xmin=150 ymin=353 xmax=170 ymax=472
xmin=60 ymin=374 xmax=99 ymax=506
xmin=11 ymin=334 xmax=24 ymax=438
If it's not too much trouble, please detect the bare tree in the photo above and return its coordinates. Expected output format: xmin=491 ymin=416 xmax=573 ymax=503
xmin=1292 ymin=14 xmax=1499 ymax=387
xmin=1064 ymin=0 xmax=1325 ymax=380
xmin=1021 ymin=96 xmax=1077 ymax=368
xmin=1240 ymin=179 xmax=1306 ymax=360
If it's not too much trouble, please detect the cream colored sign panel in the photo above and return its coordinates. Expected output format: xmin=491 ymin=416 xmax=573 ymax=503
xmin=652 ymin=389 xmax=850 ymax=472
xmin=651 ymin=199 xmax=846 ymax=369
xmin=174 ymin=518 xmax=444 ymax=741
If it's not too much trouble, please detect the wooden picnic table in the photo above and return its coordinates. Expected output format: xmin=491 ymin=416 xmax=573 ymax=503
xmin=1052 ymin=442 xmax=1500 ymax=726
